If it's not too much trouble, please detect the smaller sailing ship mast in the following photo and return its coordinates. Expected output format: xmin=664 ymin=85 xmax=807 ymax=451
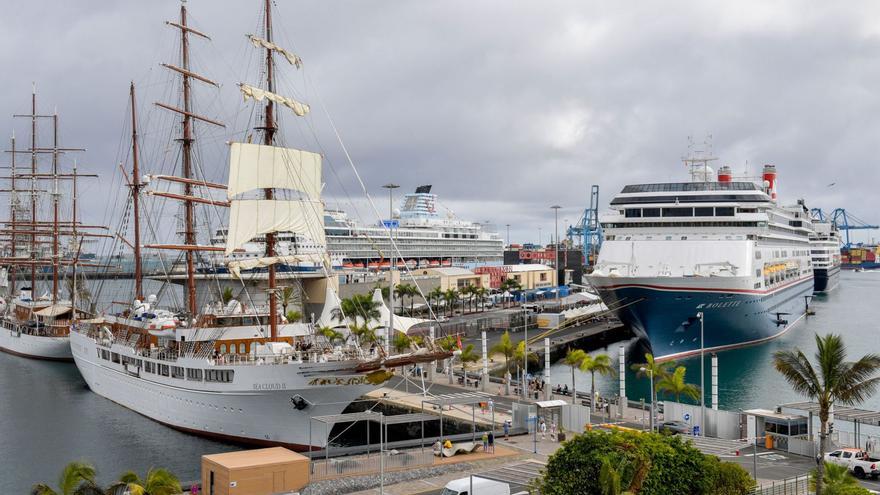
xmin=2 ymin=88 xmax=104 ymax=304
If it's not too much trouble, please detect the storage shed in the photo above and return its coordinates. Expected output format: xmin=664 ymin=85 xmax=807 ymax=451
xmin=201 ymin=447 xmax=309 ymax=495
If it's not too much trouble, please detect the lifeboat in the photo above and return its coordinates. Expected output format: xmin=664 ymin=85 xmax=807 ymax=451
xmin=367 ymin=261 xmax=380 ymax=269
xmin=343 ymin=262 xmax=354 ymax=269
xmin=406 ymin=259 xmax=417 ymax=268
xmin=429 ymin=260 xmax=440 ymax=267
xmin=441 ymin=260 xmax=452 ymax=267
xmin=380 ymin=261 xmax=391 ymax=269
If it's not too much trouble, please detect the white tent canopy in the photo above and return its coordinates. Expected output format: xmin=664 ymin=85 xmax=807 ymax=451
xmin=371 ymin=289 xmax=430 ymax=335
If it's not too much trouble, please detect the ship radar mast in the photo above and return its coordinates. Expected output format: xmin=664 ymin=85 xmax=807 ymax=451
xmin=682 ymin=135 xmax=718 ymax=182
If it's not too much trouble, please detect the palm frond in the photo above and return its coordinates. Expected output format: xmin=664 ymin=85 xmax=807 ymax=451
xmin=30 ymin=484 xmax=57 ymax=495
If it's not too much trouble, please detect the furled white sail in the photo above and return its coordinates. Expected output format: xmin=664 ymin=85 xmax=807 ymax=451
xmin=240 ymin=84 xmax=309 ymax=116
xmin=225 ymin=199 xmax=325 ymax=255
xmin=247 ymin=35 xmax=302 ymax=68
xmin=228 ymin=254 xmax=325 ymax=279
xmin=228 ymin=143 xmax=322 ymax=200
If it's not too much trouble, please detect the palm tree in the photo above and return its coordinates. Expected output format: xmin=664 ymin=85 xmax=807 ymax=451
xmin=349 ymin=322 xmax=382 ymax=350
xmin=220 ymin=286 xmax=234 ymax=305
xmin=459 ymin=343 xmax=480 ymax=377
xmin=632 ymin=353 xmax=675 ymax=428
xmin=514 ymin=340 xmax=539 ymax=396
xmin=393 ymin=331 xmax=412 ymax=353
xmin=563 ymin=348 xmax=587 ymax=404
xmin=285 ymin=310 xmax=303 ymax=323
xmin=332 ymin=293 xmax=381 ymax=326
xmin=656 ymin=366 xmax=701 ymax=403
xmin=279 ymin=286 xmax=296 ymax=317
xmin=580 ymin=353 xmax=616 ymax=411
xmin=106 ymin=468 xmax=182 ymax=495
xmin=31 ymin=461 xmax=102 ymax=495
xmin=443 ymin=288 xmax=460 ymax=316
xmin=810 ymin=462 xmax=859 ymax=492
xmin=500 ymin=278 xmax=522 ymax=307
xmin=427 ymin=287 xmax=444 ymax=316
xmin=475 ymin=287 xmax=488 ymax=312
xmin=317 ymin=326 xmax=344 ymax=346
xmin=459 ymin=285 xmax=472 ymax=313
xmin=393 ymin=284 xmax=408 ymax=316
xmin=405 ymin=284 xmax=419 ymax=316
xmin=774 ymin=333 xmax=880 ymax=495
xmin=491 ymin=331 xmax=516 ymax=395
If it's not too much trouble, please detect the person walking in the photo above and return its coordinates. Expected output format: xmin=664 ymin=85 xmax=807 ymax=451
xmin=540 ymin=418 xmax=547 ymax=440
xmin=503 ymin=419 xmax=510 ymax=441
xmin=482 ymin=431 xmax=489 ymax=452
xmin=488 ymin=431 xmax=495 ymax=453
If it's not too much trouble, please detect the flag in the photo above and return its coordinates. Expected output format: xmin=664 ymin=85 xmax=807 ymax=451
xmin=456 ymin=334 xmax=463 ymax=350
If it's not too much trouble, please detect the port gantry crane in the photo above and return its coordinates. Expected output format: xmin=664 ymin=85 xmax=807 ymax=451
xmin=810 ymin=208 xmax=879 ymax=247
xmin=567 ymin=184 xmax=602 ymax=267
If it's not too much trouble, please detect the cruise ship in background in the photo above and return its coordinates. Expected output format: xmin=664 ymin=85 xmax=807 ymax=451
xmin=809 ymin=220 xmax=842 ymax=292
xmin=588 ymin=156 xmax=816 ymax=361
xmin=208 ymin=185 xmax=503 ymax=273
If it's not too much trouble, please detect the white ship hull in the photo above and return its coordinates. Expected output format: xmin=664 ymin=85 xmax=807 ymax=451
xmin=0 ymin=324 xmax=72 ymax=361
xmin=70 ymin=330 xmax=378 ymax=450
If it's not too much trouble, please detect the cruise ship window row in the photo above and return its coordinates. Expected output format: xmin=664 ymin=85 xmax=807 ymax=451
xmin=621 ymin=182 xmax=760 ymax=193
xmin=612 ymin=194 xmax=767 ymax=205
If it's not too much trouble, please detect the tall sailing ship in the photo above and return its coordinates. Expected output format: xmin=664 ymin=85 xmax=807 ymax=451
xmin=70 ymin=1 xmax=448 ymax=449
xmin=0 ymin=91 xmax=101 ymax=361
xmin=588 ymin=155 xmax=816 ymax=361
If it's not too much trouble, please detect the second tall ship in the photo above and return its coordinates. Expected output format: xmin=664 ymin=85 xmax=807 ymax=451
xmin=588 ymin=157 xmax=816 ymax=361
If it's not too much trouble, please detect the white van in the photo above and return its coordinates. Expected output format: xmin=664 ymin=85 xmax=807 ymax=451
xmin=441 ymin=477 xmax=510 ymax=495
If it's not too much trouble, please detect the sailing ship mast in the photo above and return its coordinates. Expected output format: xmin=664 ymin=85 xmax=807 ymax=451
xmin=130 ymin=83 xmax=144 ymax=301
xmin=8 ymin=132 xmax=17 ymax=295
xmin=262 ymin=0 xmax=279 ymax=341
xmin=146 ymin=3 xmax=225 ymax=316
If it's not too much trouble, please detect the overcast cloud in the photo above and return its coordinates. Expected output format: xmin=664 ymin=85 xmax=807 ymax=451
xmin=1 ymin=0 xmax=879 ymax=246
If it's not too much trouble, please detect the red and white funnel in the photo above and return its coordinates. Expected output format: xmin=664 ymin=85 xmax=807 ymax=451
xmin=762 ymin=164 xmax=778 ymax=201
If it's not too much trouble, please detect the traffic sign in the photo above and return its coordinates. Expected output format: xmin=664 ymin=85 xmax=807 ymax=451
xmin=382 ymin=219 xmax=399 ymax=229
xmin=693 ymin=425 xmax=700 ymax=436
xmin=683 ymin=413 xmax=691 ymax=422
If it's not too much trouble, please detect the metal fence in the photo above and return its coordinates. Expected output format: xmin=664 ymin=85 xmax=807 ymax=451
xmin=748 ymin=474 xmax=809 ymax=495
xmin=310 ymin=449 xmax=435 ymax=481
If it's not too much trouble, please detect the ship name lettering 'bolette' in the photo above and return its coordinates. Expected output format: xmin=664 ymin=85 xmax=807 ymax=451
xmin=588 ymin=163 xmax=816 ymax=360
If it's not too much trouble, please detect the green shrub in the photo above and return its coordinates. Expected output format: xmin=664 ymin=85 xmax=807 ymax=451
xmin=538 ymin=430 xmax=754 ymax=495
xmin=823 ymin=485 xmax=873 ymax=495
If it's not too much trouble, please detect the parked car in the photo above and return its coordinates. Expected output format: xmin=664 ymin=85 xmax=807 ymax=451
xmin=441 ymin=477 xmax=510 ymax=495
xmin=825 ymin=448 xmax=880 ymax=479
xmin=659 ymin=421 xmax=691 ymax=435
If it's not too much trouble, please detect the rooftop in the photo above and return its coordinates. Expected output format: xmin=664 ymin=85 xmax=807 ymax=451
xmin=202 ymin=447 xmax=307 ymax=469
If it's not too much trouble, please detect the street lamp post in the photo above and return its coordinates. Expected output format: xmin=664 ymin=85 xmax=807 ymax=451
xmin=382 ymin=183 xmax=399 ymax=357
xmin=522 ymin=306 xmax=528 ymax=400
xmin=698 ymin=311 xmax=705 ymax=437
xmin=640 ymin=366 xmax=655 ymax=432
xmin=551 ymin=205 xmax=561 ymax=304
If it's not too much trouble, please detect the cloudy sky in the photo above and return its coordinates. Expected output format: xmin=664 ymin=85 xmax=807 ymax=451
xmin=1 ymin=0 xmax=879 ymax=246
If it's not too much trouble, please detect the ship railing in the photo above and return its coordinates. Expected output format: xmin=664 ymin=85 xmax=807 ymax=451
xmin=210 ymin=348 xmax=365 ymax=367
xmin=1 ymin=320 xmax=67 ymax=338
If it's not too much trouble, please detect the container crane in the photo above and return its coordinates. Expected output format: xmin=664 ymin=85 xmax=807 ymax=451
xmin=810 ymin=208 xmax=878 ymax=247
xmin=566 ymin=184 xmax=602 ymax=265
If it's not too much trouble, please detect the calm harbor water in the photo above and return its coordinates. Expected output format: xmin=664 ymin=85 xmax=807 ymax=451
xmin=549 ymin=270 xmax=880 ymax=411
xmin=1 ymin=272 xmax=878 ymax=492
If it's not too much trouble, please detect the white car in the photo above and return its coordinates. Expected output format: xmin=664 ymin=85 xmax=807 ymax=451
xmin=825 ymin=448 xmax=880 ymax=479
xmin=441 ymin=477 xmax=511 ymax=495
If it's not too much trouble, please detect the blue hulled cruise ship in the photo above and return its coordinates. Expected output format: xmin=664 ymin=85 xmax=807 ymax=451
xmin=588 ymin=160 xmax=815 ymax=361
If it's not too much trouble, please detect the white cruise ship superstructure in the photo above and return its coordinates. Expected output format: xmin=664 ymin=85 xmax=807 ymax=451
xmin=809 ymin=220 xmax=841 ymax=292
xmin=588 ymin=162 xmax=815 ymax=360
xmin=207 ymin=185 xmax=504 ymax=272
